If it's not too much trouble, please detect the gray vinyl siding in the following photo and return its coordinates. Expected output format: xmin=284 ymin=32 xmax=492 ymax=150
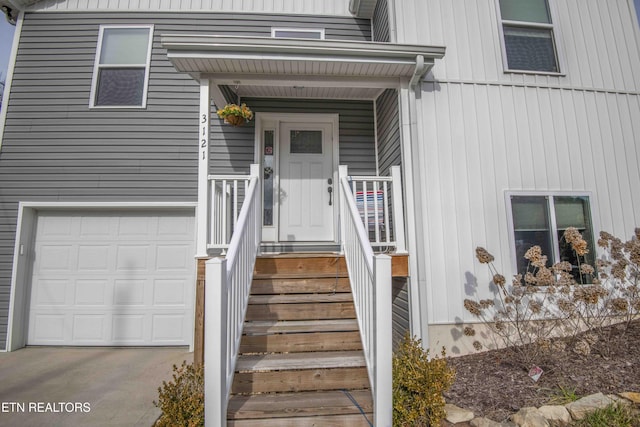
xmin=372 ymin=0 xmax=390 ymax=42
xmin=0 ymin=11 xmax=372 ymax=350
xmin=210 ymin=98 xmax=377 ymax=176
xmin=376 ymin=89 xmax=401 ymax=175
xmin=392 ymin=277 xmax=410 ymax=350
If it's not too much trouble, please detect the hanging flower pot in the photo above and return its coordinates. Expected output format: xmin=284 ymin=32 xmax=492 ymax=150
xmin=216 ymin=103 xmax=253 ymax=127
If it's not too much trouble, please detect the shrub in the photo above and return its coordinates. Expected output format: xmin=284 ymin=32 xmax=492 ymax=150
xmin=154 ymin=361 xmax=204 ymax=427
xmin=392 ymin=333 xmax=455 ymax=426
xmin=465 ymin=228 xmax=640 ymax=367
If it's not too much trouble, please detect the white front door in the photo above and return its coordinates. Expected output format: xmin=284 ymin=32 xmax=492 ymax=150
xmin=278 ymin=122 xmax=335 ymax=242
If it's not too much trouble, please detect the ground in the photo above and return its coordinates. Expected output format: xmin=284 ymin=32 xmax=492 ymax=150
xmin=443 ymin=319 xmax=640 ymax=423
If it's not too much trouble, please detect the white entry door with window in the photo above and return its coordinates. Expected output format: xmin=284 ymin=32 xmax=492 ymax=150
xmin=278 ymin=122 xmax=335 ymax=242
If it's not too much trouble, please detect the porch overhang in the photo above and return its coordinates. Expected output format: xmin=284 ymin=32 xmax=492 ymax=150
xmin=161 ymin=35 xmax=445 ymax=101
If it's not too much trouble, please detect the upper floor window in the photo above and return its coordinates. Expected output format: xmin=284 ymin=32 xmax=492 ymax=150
xmin=271 ymin=28 xmax=325 ymax=39
xmin=509 ymin=194 xmax=595 ymax=283
xmin=90 ymin=25 xmax=153 ymax=108
xmin=497 ymin=0 xmax=560 ymax=73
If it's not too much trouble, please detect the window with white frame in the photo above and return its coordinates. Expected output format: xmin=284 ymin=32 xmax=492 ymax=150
xmin=497 ymin=0 xmax=560 ymax=73
xmin=90 ymin=25 xmax=153 ymax=108
xmin=509 ymin=194 xmax=595 ymax=282
xmin=271 ymin=28 xmax=325 ymax=39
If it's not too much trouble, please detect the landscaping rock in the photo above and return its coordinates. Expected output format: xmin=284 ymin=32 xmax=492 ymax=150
xmin=446 ymin=403 xmax=475 ymax=423
xmin=619 ymin=392 xmax=640 ymax=404
xmin=537 ymin=405 xmax=571 ymax=426
xmin=510 ymin=407 xmax=549 ymax=427
xmin=565 ymin=392 xmax=615 ymax=420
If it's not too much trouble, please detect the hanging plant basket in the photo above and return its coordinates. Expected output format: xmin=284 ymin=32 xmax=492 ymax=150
xmin=224 ymin=115 xmax=246 ymax=127
xmin=217 ymin=103 xmax=253 ymax=127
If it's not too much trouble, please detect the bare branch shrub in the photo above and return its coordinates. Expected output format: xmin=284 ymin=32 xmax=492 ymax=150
xmin=465 ymin=228 xmax=640 ymax=368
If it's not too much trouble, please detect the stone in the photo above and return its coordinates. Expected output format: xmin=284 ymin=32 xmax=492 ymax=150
xmin=619 ymin=392 xmax=640 ymax=404
xmin=537 ymin=405 xmax=572 ymax=426
xmin=565 ymin=392 xmax=615 ymax=420
xmin=510 ymin=407 xmax=550 ymax=427
xmin=471 ymin=417 xmax=517 ymax=427
xmin=445 ymin=403 xmax=475 ymax=423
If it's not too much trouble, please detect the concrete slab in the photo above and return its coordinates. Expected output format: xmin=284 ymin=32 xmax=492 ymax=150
xmin=0 ymin=347 xmax=193 ymax=427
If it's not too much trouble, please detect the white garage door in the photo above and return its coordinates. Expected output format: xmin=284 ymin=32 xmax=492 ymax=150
xmin=28 ymin=210 xmax=195 ymax=346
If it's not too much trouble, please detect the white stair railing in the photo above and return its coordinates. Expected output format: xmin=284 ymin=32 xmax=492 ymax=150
xmin=339 ymin=165 xmax=393 ymax=427
xmin=204 ymin=164 xmax=260 ymax=427
xmin=347 ymin=165 xmax=406 ymax=253
xmin=208 ymin=173 xmax=254 ymax=251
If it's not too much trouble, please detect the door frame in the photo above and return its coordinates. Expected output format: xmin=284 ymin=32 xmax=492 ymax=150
xmin=255 ymin=113 xmax=340 ymax=244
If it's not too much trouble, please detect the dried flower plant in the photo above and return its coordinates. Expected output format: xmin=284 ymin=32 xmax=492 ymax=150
xmin=465 ymin=228 xmax=640 ymax=367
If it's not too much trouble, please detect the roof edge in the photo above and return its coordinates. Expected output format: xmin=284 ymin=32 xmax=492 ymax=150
xmin=161 ymin=35 xmax=446 ymax=61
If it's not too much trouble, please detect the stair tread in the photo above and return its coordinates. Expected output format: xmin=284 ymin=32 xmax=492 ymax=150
xmin=228 ymin=414 xmax=374 ymax=427
xmin=227 ymin=389 xmax=372 ymax=420
xmin=243 ymin=319 xmax=359 ymax=334
xmin=253 ymin=272 xmax=349 ymax=279
xmin=249 ymin=293 xmax=353 ymax=304
xmin=236 ymin=351 xmax=366 ymax=371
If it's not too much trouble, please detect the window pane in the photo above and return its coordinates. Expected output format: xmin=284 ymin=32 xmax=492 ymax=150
xmin=555 ymin=196 xmax=595 ymax=283
xmin=504 ymin=26 xmax=558 ymax=72
xmin=100 ymin=28 xmax=150 ymax=65
xmin=290 ymin=130 xmax=322 ymax=154
xmin=500 ymin=0 xmax=551 ymax=23
xmin=263 ymin=130 xmax=274 ymax=226
xmin=95 ymin=68 xmax=145 ymax=106
xmin=511 ymin=196 xmax=552 ymax=276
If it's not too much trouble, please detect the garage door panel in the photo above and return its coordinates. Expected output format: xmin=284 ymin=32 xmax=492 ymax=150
xmin=28 ymin=210 xmax=195 ymax=346
xmin=74 ymin=280 xmax=109 ymax=305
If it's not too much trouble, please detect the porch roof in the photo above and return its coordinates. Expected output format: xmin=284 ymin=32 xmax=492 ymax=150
xmin=161 ymin=35 xmax=445 ymax=101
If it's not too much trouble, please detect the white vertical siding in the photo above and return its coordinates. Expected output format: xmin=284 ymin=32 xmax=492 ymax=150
xmin=29 ymin=0 xmax=352 ymax=15
xmin=417 ymin=82 xmax=640 ymax=325
xmin=393 ymin=0 xmax=640 ymax=93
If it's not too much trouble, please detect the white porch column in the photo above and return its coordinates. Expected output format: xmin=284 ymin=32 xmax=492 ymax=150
xmin=197 ymin=79 xmax=211 ymax=257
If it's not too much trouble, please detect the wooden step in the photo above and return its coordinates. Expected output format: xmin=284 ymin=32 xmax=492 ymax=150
xmin=245 ymin=301 xmax=356 ymax=321
xmin=254 ymin=255 xmax=347 ymax=276
xmin=227 ymin=390 xmax=373 ymax=421
xmin=231 ymin=367 xmax=370 ymax=394
xmin=228 ymin=414 xmax=374 ymax=427
xmin=251 ymin=277 xmax=351 ymax=294
xmin=249 ymin=293 xmax=353 ymax=304
xmin=240 ymin=331 xmax=363 ymax=353
xmin=237 ymin=351 xmax=366 ymax=372
xmin=242 ymin=319 xmax=359 ymax=335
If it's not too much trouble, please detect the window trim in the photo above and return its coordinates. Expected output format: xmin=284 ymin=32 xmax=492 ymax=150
xmin=495 ymin=0 xmax=565 ymax=75
xmin=271 ymin=28 xmax=325 ymax=40
xmin=505 ymin=191 xmax=596 ymax=278
xmin=89 ymin=24 xmax=154 ymax=109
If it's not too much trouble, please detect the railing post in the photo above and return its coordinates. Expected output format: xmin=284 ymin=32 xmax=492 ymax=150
xmin=339 ymin=165 xmax=349 ymax=253
xmin=204 ymin=257 xmax=228 ymax=427
xmin=374 ymin=253 xmax=393 ymax=427
xmin=390 ymin=166 xmax=407 ymax=253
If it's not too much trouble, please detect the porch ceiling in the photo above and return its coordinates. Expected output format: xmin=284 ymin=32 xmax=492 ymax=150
xmin=161 ymin=35 xmax=446 ymax=100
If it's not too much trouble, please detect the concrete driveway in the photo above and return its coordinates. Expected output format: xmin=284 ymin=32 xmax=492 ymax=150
xmin=0 ymin=347 xmax=193 ymax=427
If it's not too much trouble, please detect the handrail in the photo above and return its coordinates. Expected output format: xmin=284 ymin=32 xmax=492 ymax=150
xmin=204 ymin=165 xmax=261 ymax=427
xmin=208 ymin=173 xmax=253 ymax=250
xmin=347 ymin=165 xmax=406 ymax=253
xmin=339 ymin=165 xmax=393 ymax=427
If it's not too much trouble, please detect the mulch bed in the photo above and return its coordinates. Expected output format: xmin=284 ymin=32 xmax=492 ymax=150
xmin=443 ymin=319 xmax=640 ymax=422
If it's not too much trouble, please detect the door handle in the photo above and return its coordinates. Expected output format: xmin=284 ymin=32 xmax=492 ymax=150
xmin=327 ymin=178 xmax=333 ymax=206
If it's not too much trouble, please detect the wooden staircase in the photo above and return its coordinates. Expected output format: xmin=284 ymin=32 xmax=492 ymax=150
xmin=227 ymin=254 xmax=374 ymax=426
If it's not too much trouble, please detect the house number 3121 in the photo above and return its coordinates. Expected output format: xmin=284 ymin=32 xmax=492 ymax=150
xmin=201 ymin=114 xmax=208 ymax=160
